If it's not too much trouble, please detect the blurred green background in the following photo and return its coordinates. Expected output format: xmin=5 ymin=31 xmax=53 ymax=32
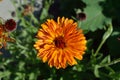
xmin=0 ymin=0 xmax=120 ymax=80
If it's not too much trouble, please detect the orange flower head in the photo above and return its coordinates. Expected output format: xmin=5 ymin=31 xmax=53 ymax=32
xmin=0 ymin=18 xmax=16 ymax=49
xmin=34 ymin=17 xmax=87 ymax=69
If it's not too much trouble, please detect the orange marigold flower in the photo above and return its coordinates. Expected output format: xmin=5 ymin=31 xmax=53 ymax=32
xmin=34 ymin=17 xmax=87 ymax=69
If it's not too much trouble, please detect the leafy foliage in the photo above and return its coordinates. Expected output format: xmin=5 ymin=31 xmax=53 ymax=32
xmin=0 ymin=0 xmax=120 ymax=80
xmin=80 ymin=0 xmax=111 ymax=31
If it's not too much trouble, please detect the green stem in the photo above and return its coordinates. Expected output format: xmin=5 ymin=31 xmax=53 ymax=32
xmin=99 ymin=58 xmax=120 ymax=68
xmin=94 ymin=23 xmax=113 ymax=57
xmin=94 ymin=37 xmax=106 ymax=57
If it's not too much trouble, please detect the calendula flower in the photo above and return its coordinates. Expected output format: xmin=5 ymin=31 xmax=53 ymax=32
xmin=0 ymin=18 xmax=16 ymax=49
xmin=34 ymin=17 xmax=87 ymax=69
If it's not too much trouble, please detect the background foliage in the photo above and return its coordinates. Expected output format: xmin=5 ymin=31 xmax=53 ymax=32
xmin=0 ymin=0 xmax=120 ymax=80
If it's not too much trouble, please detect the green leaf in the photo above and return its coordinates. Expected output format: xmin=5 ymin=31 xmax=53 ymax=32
xmin=0 ymin=71 xmax=11 ymax=78
xmin=29 ymin=73 xmax=35 ymax=80
xmin=110 ymin=71 xmax=120 ymax=79
xmin=100 ymin=55 xmax=111 ymax=64
xmin=48 ymin=78 xmax=53 ymax=80
xmin=94 ymin=65 xmax=100 ymax=78
xmin=19 ymin=18 xmax=26 ymax=27
xmin=94 ymin=23 xmax=113 ymax=57
xmin=15 ymin=72 xmax=25 ymax=80
xmin=102 ymin=23 xmax=113 ymax=41
xmin=40 ymin=8 xmax=49 ymax=20
xmin=80 ymin=0 xmax=111 ymax=31
xmin=18 ymin=61 xmax=25 ymax=71
xmin=40 ymin=0 xmax=53 ymax=20
xmin=72 ymin=64 xmax=83 ymax=72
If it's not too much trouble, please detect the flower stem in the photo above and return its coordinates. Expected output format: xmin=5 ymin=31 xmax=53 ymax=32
xmin=94 ymin=38 xmax=105 ymax=57
xmin=99 ymin=58 xmax=120 ymax=68
xmin=94 ymin=23 xmax=113 ymax=57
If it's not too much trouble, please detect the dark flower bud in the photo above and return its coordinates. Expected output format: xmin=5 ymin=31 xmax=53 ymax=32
xmin=4 ymin=19 xmax=16 ymax=31
xmin=11 ymin=11 xmax=16 ymax=17
xmin=76 ymin=12 xmax=86 ymax=21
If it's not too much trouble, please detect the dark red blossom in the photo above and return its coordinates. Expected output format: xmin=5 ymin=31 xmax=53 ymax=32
xmin=76 ymin=12 xmax=86 ymax=21
xmin=4 ymin=19 xmax=16 ymax=31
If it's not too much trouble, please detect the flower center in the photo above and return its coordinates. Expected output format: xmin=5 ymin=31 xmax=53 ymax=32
xmin=54 ymin=36 xmax=66 ymax=49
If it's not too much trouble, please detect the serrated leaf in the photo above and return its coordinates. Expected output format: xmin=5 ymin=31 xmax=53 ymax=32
xmin=80 ymin=0 xmax=111 ymax=31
